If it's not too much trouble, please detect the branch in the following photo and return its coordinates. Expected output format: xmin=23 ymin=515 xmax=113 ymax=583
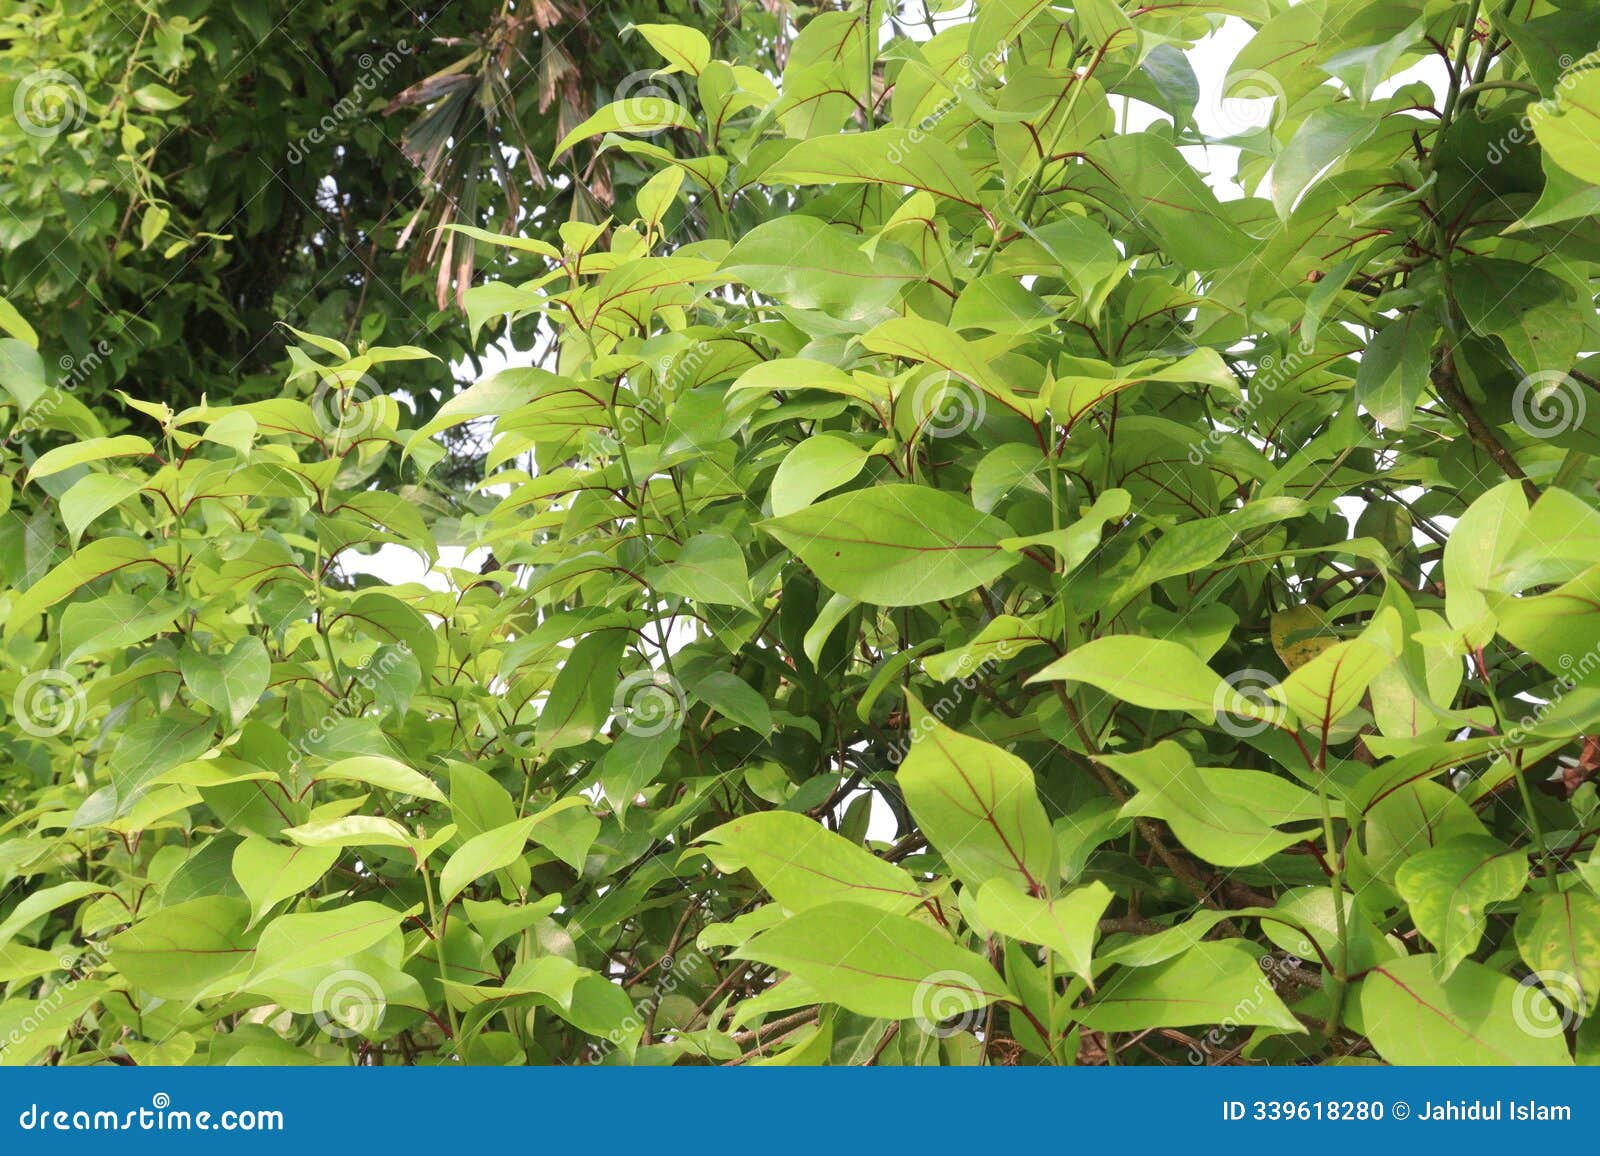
xmin=1431 ymin=349 xmax=1539 ymax=504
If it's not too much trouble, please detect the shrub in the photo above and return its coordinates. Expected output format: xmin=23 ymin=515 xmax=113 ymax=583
xmin=3 ymin=2 xmax=1600 ymax=1066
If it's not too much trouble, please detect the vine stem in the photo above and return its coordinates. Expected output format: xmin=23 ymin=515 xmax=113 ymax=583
xmin=421 ymin=863 xmax=461 ymax=1047
xmin=1316 ymin=779 xmax=1349 ymax=1044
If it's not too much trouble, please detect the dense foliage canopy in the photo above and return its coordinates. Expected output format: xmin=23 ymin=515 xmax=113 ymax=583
xmin=0 ymin=0 xmax=762 ymax=415
xmin=4 ymin=0 xmax=1600 ymax=1067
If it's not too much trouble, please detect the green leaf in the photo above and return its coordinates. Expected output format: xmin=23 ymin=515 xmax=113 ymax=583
xmin=1270 ymin=609 xmax=1400 ymax=738
xmin=1049 ymin=349 xmax=1238 ymax=428
xmin=761 ymin=484 xmax=1016 ymax=607
xmin=630 ymin=23 xmax=711 ymax=75
xmin=311 ymin=756 xmax=446 ymax=803
xmin=1455 ymin=259 xmax=1583 ymax=378
xmin=1533 ymin=70 xmax=1600 ymax=184
xmin=283 ymin=815 xmax=416 ymax=851
xmin=0 ymin=339 xmax=46 ymax=410
xmin=405 ymin=367 xmax=559 ymax=455
xmin=232 ymin=839 xmax=340 ymax=928
xmin=763 ymin=128 xmax=983 ymax=207
xmin=1355 ymin=312 xmax=1434 ymax=430
xmin=60 ymin=592 xmax=181 ymax=667
xmin=770 ymin=434 xmax=870 ymax=517
xmin=736 ymin=901 xmax=1011 ymax=1019
xmin=440 ymin=798 xmax=590 ymax=905
xmin=6 ymin=538 xmax=158 ymax=634
xmin=181 ymin=637 xmax=269 ymax=728
xmin=1395 ymin=835 xmax=1528 ymax=978
xmin=1088 ymin=133 xmax=1251 ymax=270
xmin=0 ymin=881 xmax=107 ymax=951
xmin=898 ymin=696 xmax=1054 ymax=892
xmin=1099 ymin=743 xmax=1306 ymax=867
xmin=536 ymin=629 xmax=628 ymax=753
xmin=1514 ymin=890 xmax=1600 ymax=1017
xmin=1079 ymin=941 xmax=1303 ymax=1032
xmin=697 ymin=811 xmax=924 ymax=914
xmin=687 ymin=669 xmax=772 ymax=734
xmin=1271 ymin=104 xmax=1381 ymax=217
xmin=1029 ymin=635 xmax=1271 ymax=726
xmin=132 ymin=83 xmax=187 ymax=110
xmin=647 ymin=533 xmax=751 ymax=609
xmin=860 ymin=316 xmax=1043 ymax=421
xmin=28 ymin=434 xmax=154 ymax=479
xmin=975 ymin=880 xmax=1113 ymax=984
xmin=0 ymin=296 xmax=37 ymax=347
xmin=248 ymin=902 xmax=408 ymax=985
xmin=721 ymin=218 xmax=920 ymax=318
xmin=1359 ymin=955 xmax=1573 ymax=1065
xmin=554 ymin=98 xmax=697 ymax=159
xmin=109 ymin=898 xmax=254 ymax=1000
xmin=108 ymin=709 xmax=215 ymax=804
xmin=59 ymin=473 xmax=143 ymax=545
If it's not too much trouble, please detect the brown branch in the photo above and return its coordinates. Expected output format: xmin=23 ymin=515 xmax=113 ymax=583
xmin=1432 ymin=349 xmax=1538 ymax=504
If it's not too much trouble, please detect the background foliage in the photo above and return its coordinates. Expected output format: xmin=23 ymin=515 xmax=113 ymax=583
xmin=4 ymin=0 xmax=1600 ymax=1066
xmin=0 ymin=0 xmax=772 ymax=416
